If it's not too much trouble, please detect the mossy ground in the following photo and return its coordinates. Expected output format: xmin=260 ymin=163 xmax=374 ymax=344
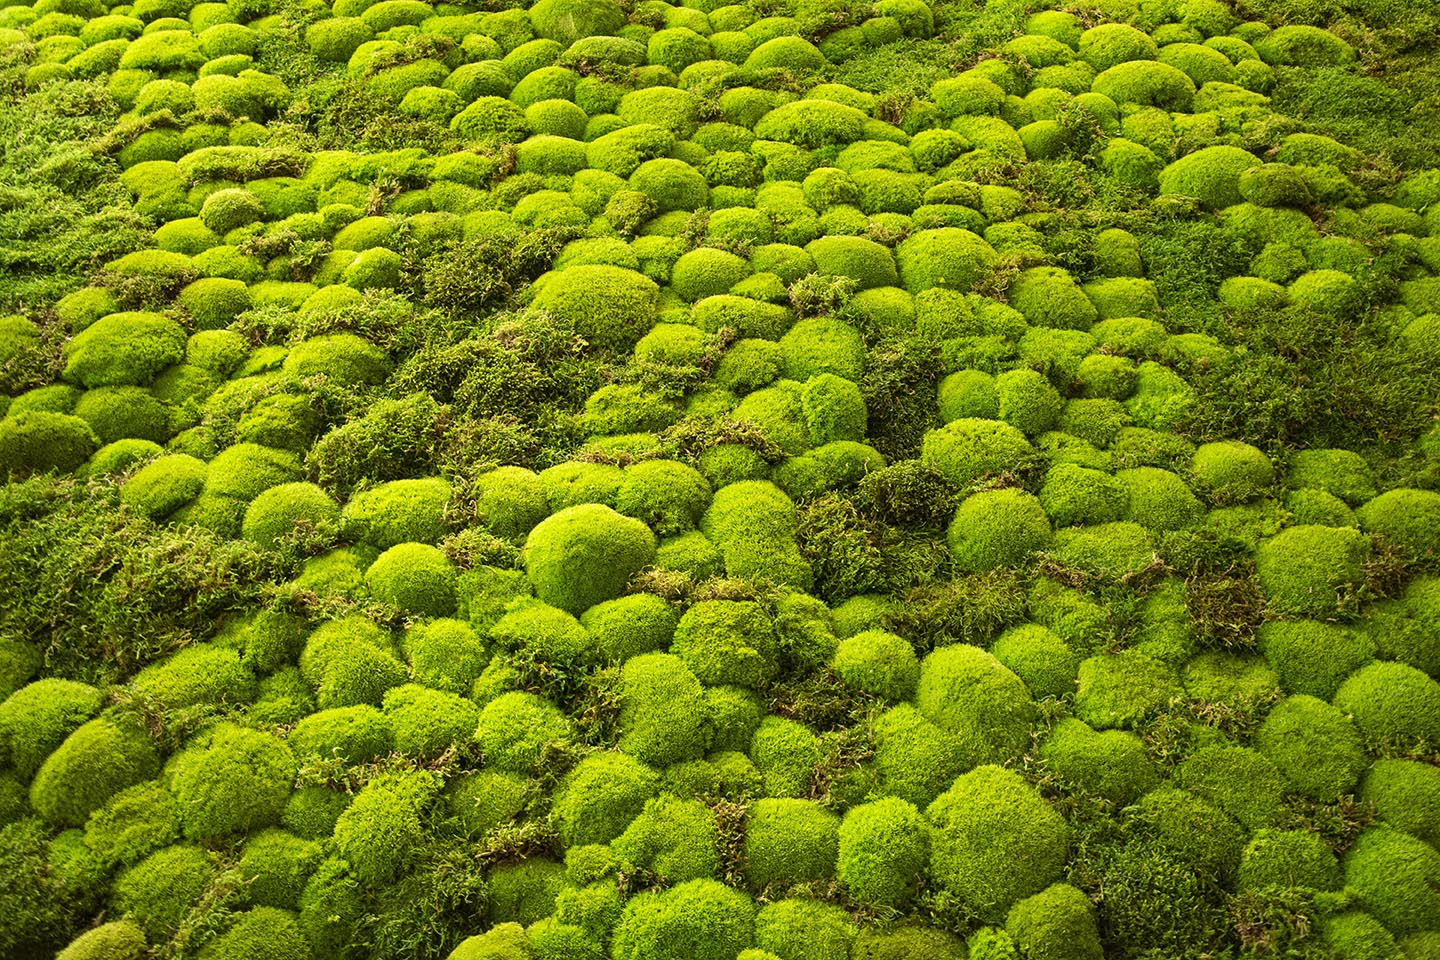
xmin=2 ymin=0 xmax=1440 ymax=956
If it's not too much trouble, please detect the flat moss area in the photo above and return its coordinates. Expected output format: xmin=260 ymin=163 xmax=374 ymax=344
xmin=2 ymin=0 xmax=1440 ymax=957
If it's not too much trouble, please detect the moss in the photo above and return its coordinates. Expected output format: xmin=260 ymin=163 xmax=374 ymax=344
xmin=1345 ymin=827 xmax=1440 ymax=939
xmin=474 ymin=691 xmax=574 ymax=772
xmin=927 ymin=764 xmax=1069 ymax=922
xmin=1004 ymin=883 xmax=1103 ymax=960
xmin=61 ymin=311 xmax=185 ymax=389
xmin=522 ymin=504 xmax=656 ymax=615
xmin=1255 ymin=695 xmax=1367 ymax=802
xmin=382 ymin=683 xmax=480 ymax=760
xmin=1333 ymin=661 xmax=1440 ymax=752
xmin=618 ymin=652 xmax=706 ymax=767
xmin=0 ymin=411 xmax=99 ymax=478
xmin=531 ymin=264 xmax=659 ymax=351
xmin=611 ymin=879 xmax=755 ymax=960
xmin=1038 ymin=463 xmax=1129 ymax=527
xmin=197 ymin=907 xmax=309 ymax=960
xmin=1040 ymin=718 xmax=1157 ymax=805
xmin=921 ymin=418 xmax=1036 ymax=489
xmin=581 ymin=594 xmax=676 ymax=663
xmin=287 ymin=705 xmax=392 ymax=764
xmin=670 ymin=600 xmax=779 ymax=689
xmin=236 ymin=829 xmax=323 ymax=909
xmin=0 ymin=679 xmax=102 ymax=781
xmin=947 ymin=488 xmax=1052 ymax=572
xmin=1238 ymin=828 xmax=1341 ymax=891
xmin=29 ymin=716 xmax=159 ymax=828
xmin=837 ymin=796 xmax=927 ymax=910
xmin=700 ymin=481 xmax=812 ymax=589
xmin=831 ymin=630 xmax=918 ymax=702
xmin=448 ymin=770 xmax=527 ymax=838
xmin=300 ymin=615 xmax=407 ymax=709
xmin=1078 ymin=23 xmax=1157 ymax=70
xmin=990 ymin=624 xmax=1079 ymax=700
xmin=449 ymin=921 xmax=533 ymax=959
xmin=130 ymin=643 xmax=255 ymax=714
xmin=1091 ymin=61 xmax=1196 ymax=111
xmin=1357 ymin=489 xmax=1440 ymax=560
xmin=896 ymin=228 xmax=998 ymax=295
xmin=363 ymin=542 xmax=457 ymax=617
xmin=1075 ymin=651 xmax=1182 ymax=730
xmin=551 ymin=751 xmax=659 ymax=847
xmin=753 ymin=899 xmax=855 ymax=960
xmin=56 ymin=920 xmax=147 ymax=960
xmin=1158 ymin=145 xmax=1261 ymax=209
xmin=1321 ymin=911 xmax=1403 ymax=960
xmin=1134 ymin=786 xmax=1246 ymax=882
xmin=744 ymin=797 xmax=839 ymax=893
xmin=1174 ymin=744 xmax=1288 ymax=831
xmin=164 ymin=722 xmax=295 ymax=840
xmin=333 ymin=770 xmax=438 ymax=885
xmin=1361 ymin=761 xmax=1440 ymax=851
xmin=79 ymin=779 xmax=179 ymax=874
xmin=113 ymin=843 xmax=216 ymax=939
xmin=1116 ymin=467 xmax=1203 ymax=531
xmin=1254 ymin=524 xmax=1368 ymax=617
xmin=1257 ymin=620 xmax=1373 ymax=699
xmin=240 ymin=481 xmax=338 ymax=546
xmin=749 ymin=715 xmax=822 ymax=798
xmin=852 ymin=926 xmax=965 ymax=959
xmin=612 ymin=793 xmax=718 ymax=882
xmin=1255 ymin=25 xmax=1354 ymax=67
xmin=916 ymin=644 xmax=1035 ymax=766
xmin=342 ymin=477 xmax=452 ymax=549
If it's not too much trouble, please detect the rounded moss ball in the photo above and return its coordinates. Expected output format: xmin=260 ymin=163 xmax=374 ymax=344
xmin=837 ymin=796 xmax=928 ymax=910
xmin=282 ymin=332 xmax=390 ymax=386
xmin=1255 ymin=695 xmax=1367 ymax=802
xmin=831 ymin=630 xmax=919 ymax=702
xmin=1344 ymin=827 xmax=1440 ymax=938
xmin=927 ymin=764 xmax=1069 ymax=922
xmin=995 ymin=368 xmax=1064 ymax=434
xmin=332 ymin=770 xmax=439 ymax=885
xmin=744 ymin=797 xmax=840 ymax=893
xmin=342 ymin=477 xmax=451 ymax=548
xmin=242 ymin=481 xmax=339 ymax=546
xmin=552 ymin=750 xmax=659 ymax=847
xmin=611 ymin=793 xmax=719 ymax=882
xmin=29 ymin=716 xmax=160 ymax=827
xmin=365 ymin=542 xmax=458 ymax=617
xmin=531 ymin=265 xmax=660 ymax=350
xmin=1257 ymin=619 xmax=1373 ymax=701
xmin=472 ymin=465 xmax=550 ymax=541
xmin=62 ymin=311 xmax=186 ymax=388
xmin=939 ymin=370 xmax=999 ymax=422
xmin=529 ymin=0 xmax=622 ymax=45
xmin=754 ymin=898 xmax=856 ymax=960
xmin=1074 ymin=651 xmax=1183 ymax=730
xmin=56 ymin=920 xmax=148 ymax=960
xmin=614 ymin=459 xmax=713 ymax=536
xmin=990 ymin=624 xmax=1079 ymax=700
xmin=1008 ymin=266 xmax=1097 ymax=332
xmin=196 ymin=907 xmax=309 ymax=960
xmin=1254 ymin=524 xmax=1369 ymax=617
xmin=286 ymin=705 xmax=392 ymax=765
xmin=1238 ymin=828 xmax=1341 ymax=891
xmin=1038 ymin=463 xmax=1129 ymax=527
xmin=1174 ymin=744 xmax=1288 ymax=831
xmin=1005 ymin=883 xmax=1103 ymax=960
xmin=946 ymin=488 xmax=1052 ymax=572
xmin=0 ymin=411 xmax=99 ymax=478
xmin=199 ymin=187 xmax=265 ymax=234
xmin=1157 ymin=145 xmax=1260 ymax=209
xmin=921 ymin=418 xmax=1036 ymax=489
xmin=473 ymin=691 xmax=574 ymax=773
xmin=611 ymin=879 xmax=756 ymax=960
xmin=383 ymin=683 xmax=480 ymax=760
xmin=671 ymin=600 xmax=780 ymax=690
xmin=617 ymin=652 xmax=706 ymax=767
xmin=916 ymin=644 xmax=1035 ymax=766
xmin=0 ymin=678 xmax=103 ymax=780
xmin=1362 ymin=760 xmax=1440 ymax=850
xmin=523 ymin=503 xmax=657 ymax=615
xmin=164 ymin=722 xmax=296 ymax=839
xmin=895 ymin=228 xmax=998 ymax=295
xmin=1040 ymin=718 xmax=1158 ymax=806
xmin=1356 ymin=488 xmax=1440 ymax=560
xmin=1287 ymin=448 xmax=1375 ymax=505
xmin=1333 ymin=661 xmax=1440 ymax=751
xmin=581 ymin=594 xmax=677 ymax=663
xmin=113 ymin=844 xmax=217 ymax=939
xmin=1190 ymin=440 xmax=1273 ymax=504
